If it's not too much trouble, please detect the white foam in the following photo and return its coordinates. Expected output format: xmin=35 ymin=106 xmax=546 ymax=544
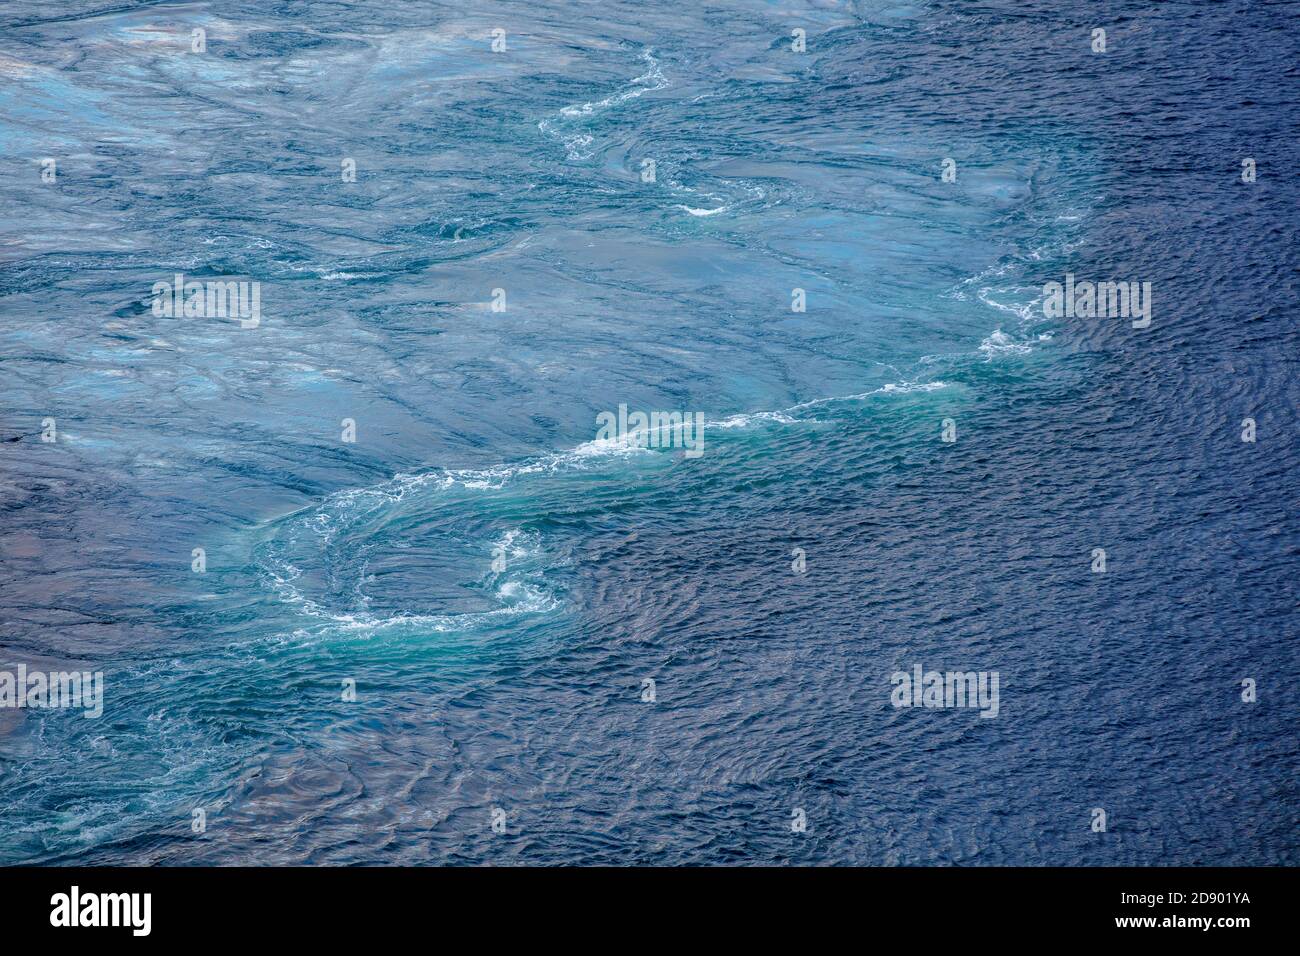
xmin=676 ymin=204 xmax=729 ymax=217
xmin=978 ymin=329 xmax=1032 ymax=356
xmin=711 ymin=410 xmax=799 ymax=428
xmin=542 ymin=50 xmax=668 ymax=162
xmin=558 ymin=49 xmax=668 ymax=117
xmin=787 ymin=380 xmax=952 ymax=411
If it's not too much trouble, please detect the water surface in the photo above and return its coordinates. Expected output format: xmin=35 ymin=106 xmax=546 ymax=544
xmin=0 ymin=0 xmax=1296 ymax=864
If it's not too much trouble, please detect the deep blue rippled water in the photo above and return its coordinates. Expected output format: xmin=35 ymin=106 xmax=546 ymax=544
xmin=0 ymin=0 xmax=1297 ymax=865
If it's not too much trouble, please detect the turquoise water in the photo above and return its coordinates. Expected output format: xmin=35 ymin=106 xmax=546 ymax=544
xmin=0 ymin=0 xmax=1296 ymax=864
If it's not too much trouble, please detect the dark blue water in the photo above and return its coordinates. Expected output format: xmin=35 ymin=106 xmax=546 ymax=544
xmin=0 ymin=0 xmax=1296 ymax=865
